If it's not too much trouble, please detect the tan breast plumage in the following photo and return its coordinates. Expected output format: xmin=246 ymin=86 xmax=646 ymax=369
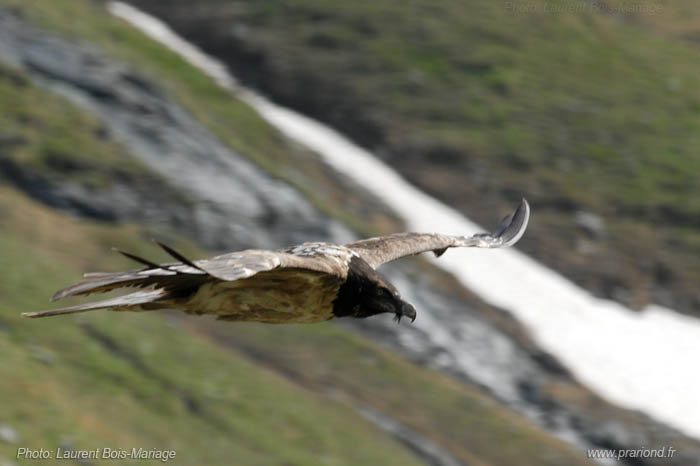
xmin=185 ymin=269 xmax=343 ymax=323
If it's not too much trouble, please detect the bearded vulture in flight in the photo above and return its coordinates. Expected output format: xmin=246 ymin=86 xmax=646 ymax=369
xmin=24 ymin=199 xmax=529 ymax=323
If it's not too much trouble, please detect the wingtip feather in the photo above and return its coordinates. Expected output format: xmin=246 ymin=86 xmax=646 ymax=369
xmin=51 ymin=283 xmax=93 ymax=302
xmin=51 ymin=289 xmax=68 ymax=302
xmin=22 ymin=307 xmax=94 ymax=318
xmin=154 ymin=241 xmax=206 ymax=273
xmin=112 ymin=247 xmax=164 ymax=270
xmin=496 ymin=198 xmax=530 ymax=247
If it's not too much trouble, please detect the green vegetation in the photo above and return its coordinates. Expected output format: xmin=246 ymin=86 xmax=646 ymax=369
xmin=0 ymin=188 xmax=425 ymax=466
xmin=193 ymin=316 xmax=592 ymax=466
xmin=0 ymin=64 xmax=166 ymax=192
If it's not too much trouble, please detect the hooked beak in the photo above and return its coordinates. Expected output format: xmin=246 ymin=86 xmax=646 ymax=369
xmin=394 ymin=301 xmax=417 ymax=324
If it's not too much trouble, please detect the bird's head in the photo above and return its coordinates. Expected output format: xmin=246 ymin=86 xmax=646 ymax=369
xmin=335 ymin=256 xmax=417 ymax=323
xmin=364 ymin=281 xmax=417 ymax=324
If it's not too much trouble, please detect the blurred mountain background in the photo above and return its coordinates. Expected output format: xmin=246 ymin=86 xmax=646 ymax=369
xmin=0 ymin=1 xmax=699 ymax=465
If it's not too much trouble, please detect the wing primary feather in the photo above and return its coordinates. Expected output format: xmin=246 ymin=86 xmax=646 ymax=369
xmin=112 ymin=247 xmax=164 ymax=271
xmin=493 ymin=213 xmax=514 ymax=238
xmin=154 ymin=241 xmax=207 ymax=273
xmin=83 ymin=272 xmax=116 ymax=278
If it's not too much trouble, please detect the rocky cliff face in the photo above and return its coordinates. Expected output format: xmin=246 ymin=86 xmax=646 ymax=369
xmin=2 ymin=6 xmax=699 ymax=464
xmin=1 ymin=11 xmax=349 ymax=251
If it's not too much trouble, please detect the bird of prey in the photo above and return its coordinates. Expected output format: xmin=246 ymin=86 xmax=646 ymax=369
xmin=24 ymin=199 xmax=529 ymax=324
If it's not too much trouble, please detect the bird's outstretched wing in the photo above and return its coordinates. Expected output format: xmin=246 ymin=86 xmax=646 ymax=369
xmin=346 ymin=199 xmax=530 ymax=269
xmin=23 ymin=243 xmax=349 ymax=318
xmin=197 ymin=247 xmax=349 ymax=280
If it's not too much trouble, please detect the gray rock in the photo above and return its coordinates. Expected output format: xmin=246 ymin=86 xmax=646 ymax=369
xmin=0 ymin=424 xmax=19 ymax=444
xmin=359 ymin=406 xmax=466 ymax=466
xmin=0 ymin=9 xmax=351 ymax=252
xmin=575 ymin=210 xmax=606 ymax=239
xmin=29 ymin=345 xmax=56 ymax=367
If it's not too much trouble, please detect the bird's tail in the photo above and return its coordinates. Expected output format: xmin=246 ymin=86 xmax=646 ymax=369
xmin=24 ymin=243 xmax=209 ymax=318
xmin=22 ymin=289 xmax=167 ymax=318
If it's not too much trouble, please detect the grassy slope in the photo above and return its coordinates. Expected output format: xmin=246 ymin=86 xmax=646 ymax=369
xmin=0 ymin=2 xmax=592 ymax=465
xmin=0 ymin=65 xmax=140 ymax=188
xmin=0 ymin=63 xmax=190 ymax=212
xmin=190 ymin=318 xmax=592 ymax=466
xmin=127 ymin=0 xmax=700 ymax=311
xmin=0 ymin=189 xmax=425 ymax=466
